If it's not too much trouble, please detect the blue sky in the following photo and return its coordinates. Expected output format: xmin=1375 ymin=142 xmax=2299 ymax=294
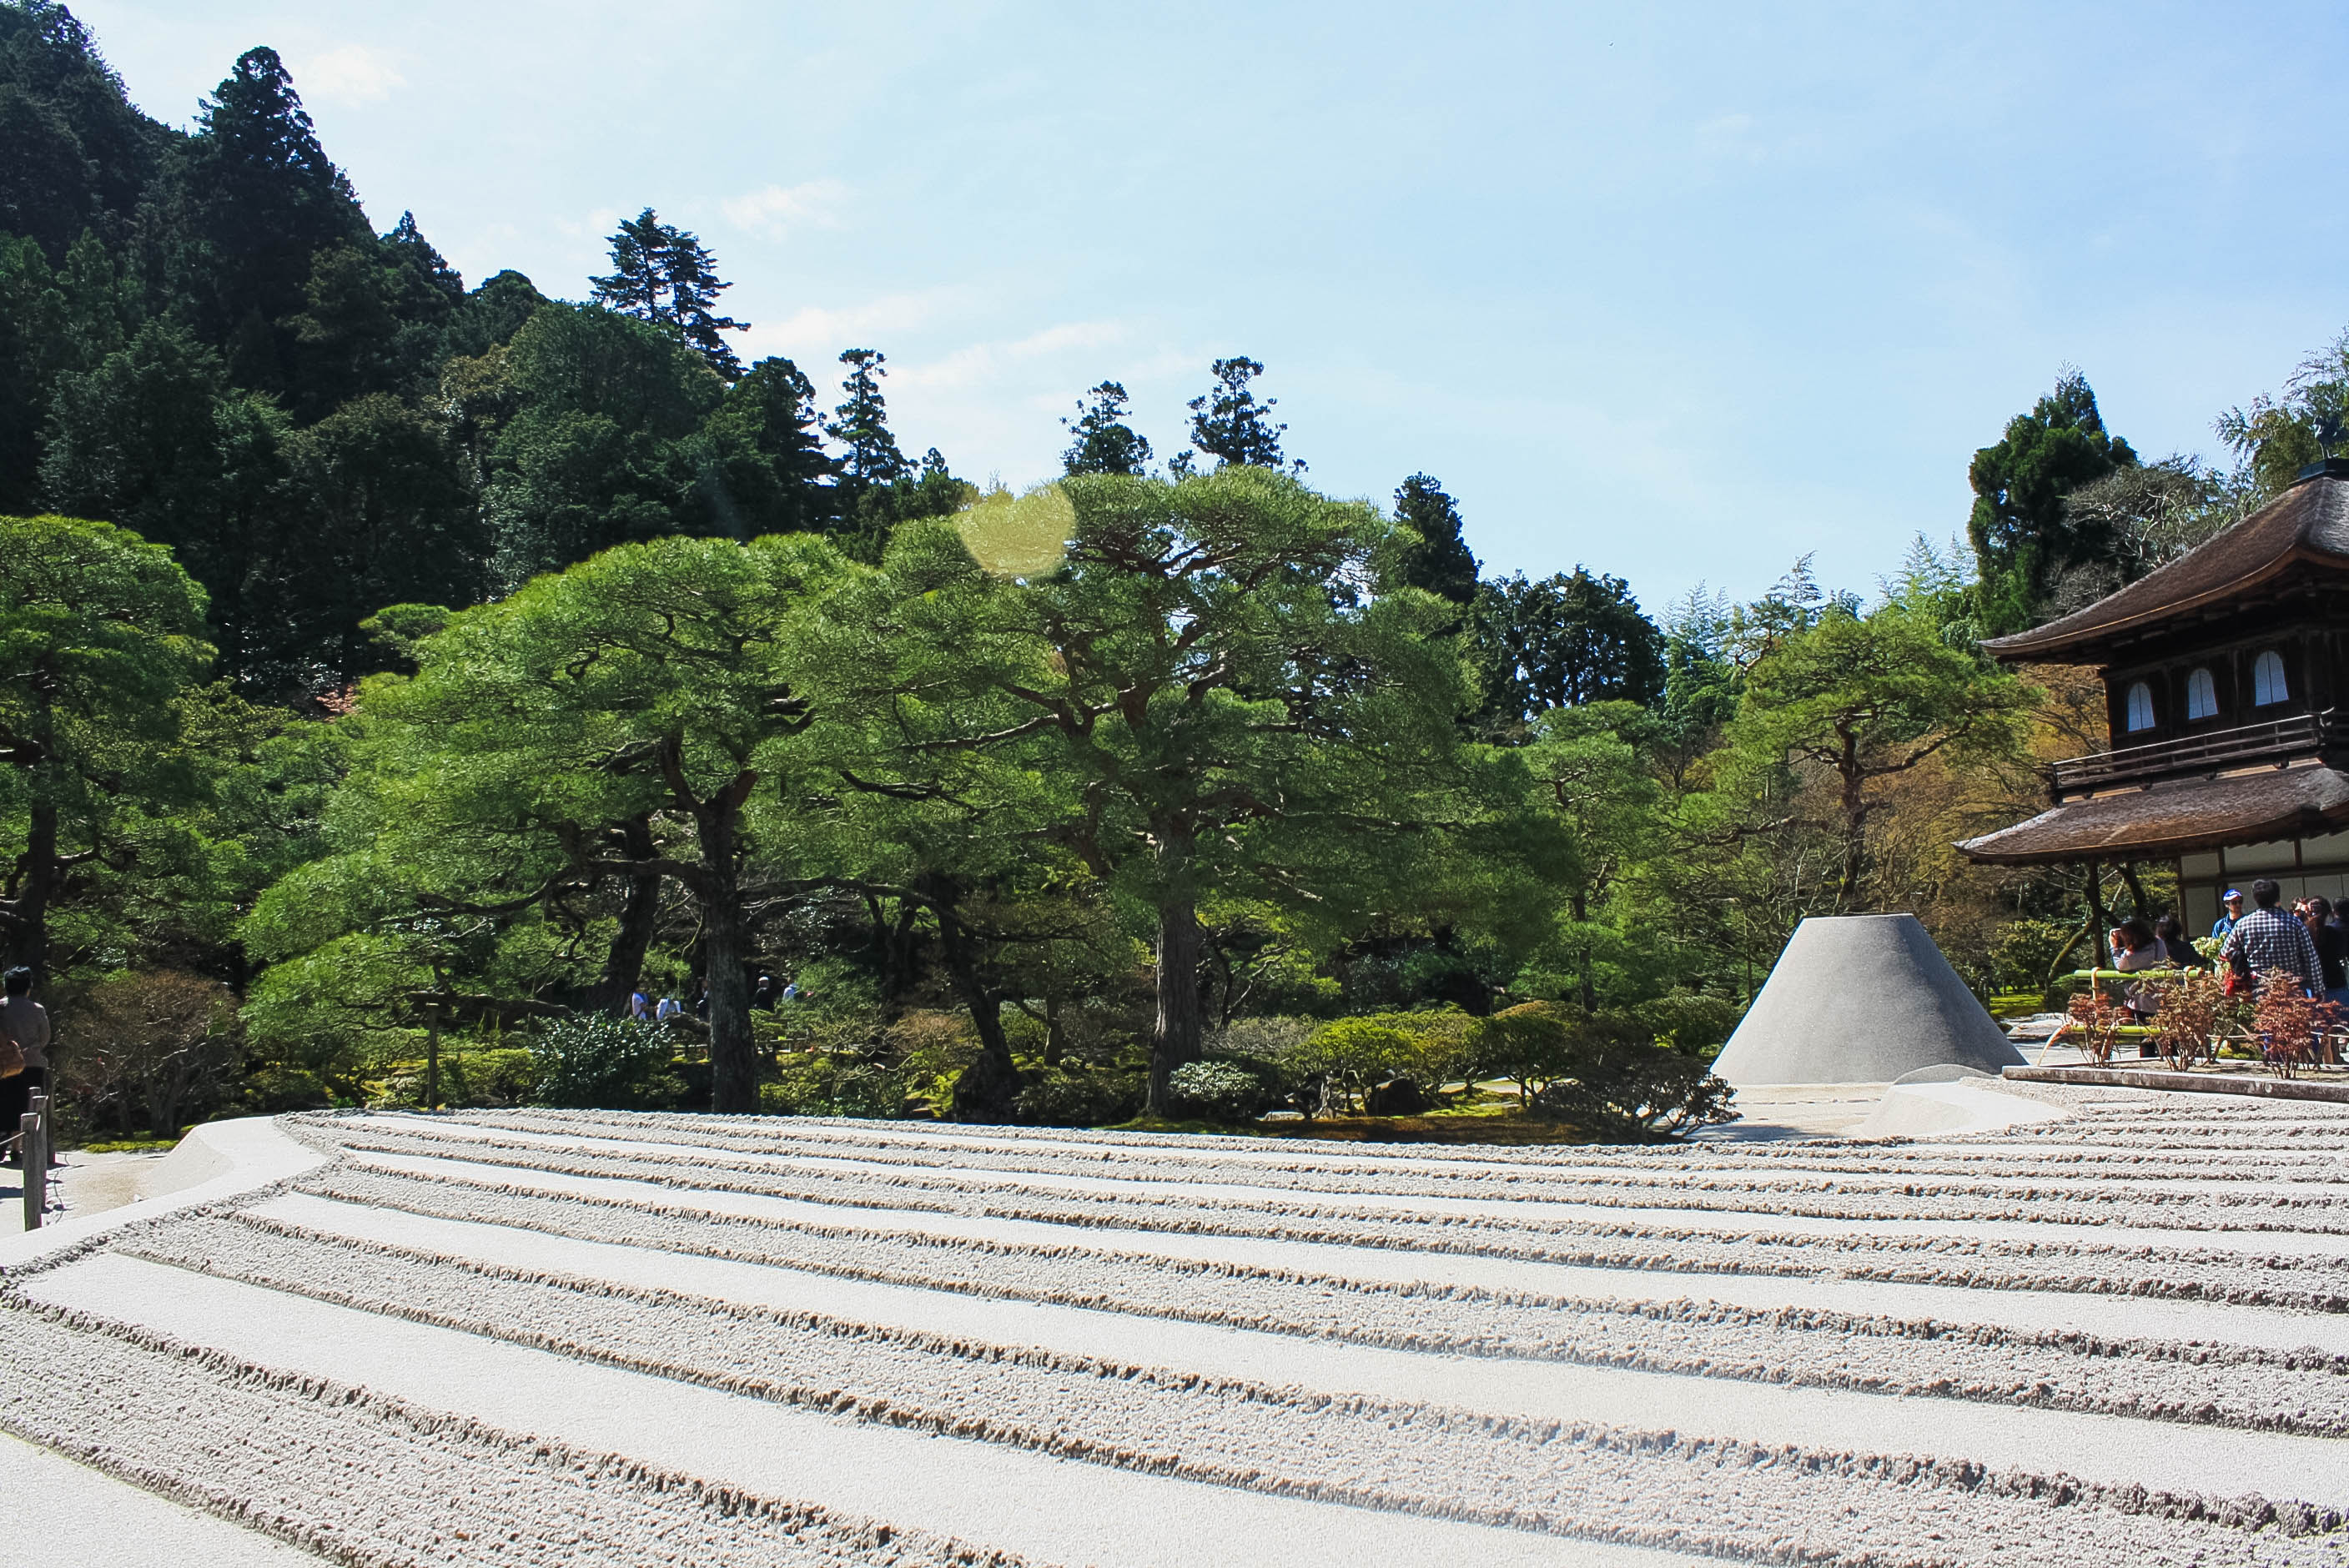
xmin=69 ymin=1 xmax=2349 ymax=616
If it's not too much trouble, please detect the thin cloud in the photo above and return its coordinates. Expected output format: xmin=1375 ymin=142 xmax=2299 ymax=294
xmin=299 ymin=44 xmax=405 ymax=107
xmin=723 ymin=179 xmax=850 ymax=239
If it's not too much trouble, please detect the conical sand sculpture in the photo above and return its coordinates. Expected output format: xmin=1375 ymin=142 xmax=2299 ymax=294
xmin=1711 ymin=913 xmax=2025 ymax=1086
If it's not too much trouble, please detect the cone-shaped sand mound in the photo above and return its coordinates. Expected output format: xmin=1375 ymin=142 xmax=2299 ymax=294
xmin=1712 ymin=913 xmax=2024 ymax=1086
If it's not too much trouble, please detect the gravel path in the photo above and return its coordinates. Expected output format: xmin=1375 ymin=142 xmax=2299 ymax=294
xmin=8 ymin=1096 xmax=2349 ymax=1563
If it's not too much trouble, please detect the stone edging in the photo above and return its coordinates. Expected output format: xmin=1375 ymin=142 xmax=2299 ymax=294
xmin=2003 ymin=1064 xmax=2349 ymax=1103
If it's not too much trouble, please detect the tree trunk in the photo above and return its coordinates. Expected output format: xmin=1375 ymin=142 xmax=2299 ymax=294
xmin=2085 ymin=858 xmax=2110 ymax=970
xmin=1041 ymin=994 xmax=1066 ymax=1068
xmin=692 ymin=782 xmax=757 ymax=1113
xmin=2117 ymin=860 xmax=2150 ymax=922
xmin=1571 ymin=891 xmax=1596 ymax=1013
xmin=1837 ymin=740 xmax=1866 ymax=907
xmin=930 ymin=887 xmax=1019 ymax=1121
xmin=596 ymin=815 xmax=662 ymax=1014
xmin=12 ymin=797 xmax=57 ymax=979
xmin=1149 ymin=880 xmax=1203 ymax=1113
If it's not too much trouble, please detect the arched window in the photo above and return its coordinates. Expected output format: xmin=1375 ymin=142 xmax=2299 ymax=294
xmin=2254 ymin=650 xmax=2290 ymax=706
xmin=2125 ymin=681 xmax=2155 ymax=732
xmin=2186 ymin=667 xmax=2219 ymax=721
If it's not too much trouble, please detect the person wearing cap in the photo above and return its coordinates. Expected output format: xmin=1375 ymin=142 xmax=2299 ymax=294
xmin=2211 ymin=889 xmax=2246 ymax=940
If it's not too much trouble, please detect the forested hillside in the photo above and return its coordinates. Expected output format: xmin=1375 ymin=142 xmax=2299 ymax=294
xmin=4 ymin=0 xmax=2346 ymax=1139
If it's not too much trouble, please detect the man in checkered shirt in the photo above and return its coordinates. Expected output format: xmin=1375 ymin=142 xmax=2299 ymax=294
xmin=2220 ymin=878 xmax=2322 ymax=994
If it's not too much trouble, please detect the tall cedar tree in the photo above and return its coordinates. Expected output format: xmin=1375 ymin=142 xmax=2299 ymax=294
xmin=827 ymin=348 xmax=910 ymax=501
xmin=1182 ymin=357 xmax=1301 ymax=473
xmin=177 ymin=47 xmax=372 ymax=385
xmin=1967 ymin=370 xmax=2137 ymax=633
xmin=1392 ymin=473 xmax=1479 ymax=605
xmin=590 ymin=208 xmax=750 ymax=379
xmin=1062 ymin=380 xmax=1154 ymax=475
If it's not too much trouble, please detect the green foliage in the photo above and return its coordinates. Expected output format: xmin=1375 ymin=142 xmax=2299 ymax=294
xmin=526 ymin=1013 xmax=675 ymax=1109
xmin=1061 ymin=381 xmax=1152 ymax=477
xmin=590 ymin=207 xmax=748 ymax=379
xmin=1471 ymin=568 xmax=1665 ymax=735
xmin=1527 ymin=1034 xmax=1734 ymax=1139
xmin=1164 ymin=1059 xmax=1265 ymax=1121
xmin=1179 ymin=356 xmax=1299 ymax=475
xmin=762 ymin=1053 xmax=910 ymax=1118
xmin=1014 ymin=1068 xmax=1146 ymax=1127
xmin=1290 ymin=1011 xmax=1468 ymax=1114
xmin=1391 ymin=474 xmax=1478 ymax=606
xmin=1967 ymin=369 xmax=2137 ymax=631
xmin=2216 ymin=330 xmax=2349 ymax=502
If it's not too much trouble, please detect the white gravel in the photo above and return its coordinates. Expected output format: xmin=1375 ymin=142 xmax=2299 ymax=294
xmin=5 ymin=1098 xmax=2349 ymax=1563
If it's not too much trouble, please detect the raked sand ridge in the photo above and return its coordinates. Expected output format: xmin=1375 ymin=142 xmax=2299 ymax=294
xmin=11 ymin=1094 xmax=2349 ymax=1563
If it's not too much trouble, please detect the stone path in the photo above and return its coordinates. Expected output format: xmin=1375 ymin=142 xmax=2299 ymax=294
xmin=8 ymin=1096 xmax=2349 ymax=1563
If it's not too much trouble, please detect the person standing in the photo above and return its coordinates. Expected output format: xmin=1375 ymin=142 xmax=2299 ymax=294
xmin=2153 ymin=914 xmax=2206 ymax=969
xmin=2212 ymin=889 xmax=2246 ymax=940
xmin=0 ymin=968 xmax=51 ymax=1168
xmin=2303 ymin=897 xmax=2349 ymax=1007
xmin=2221 ymin=879 xmax=2322 ymax=996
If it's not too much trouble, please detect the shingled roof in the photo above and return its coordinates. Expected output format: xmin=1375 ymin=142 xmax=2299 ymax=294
xmin=1956 ymin=762 xmax=2349 ymax=866
xmin=1984 ymin=460 xmax=2349 ymax=663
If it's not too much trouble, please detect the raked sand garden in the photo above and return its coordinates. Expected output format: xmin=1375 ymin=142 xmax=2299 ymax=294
xmin=5 ymin=1093 xmax=2349 ymax=1564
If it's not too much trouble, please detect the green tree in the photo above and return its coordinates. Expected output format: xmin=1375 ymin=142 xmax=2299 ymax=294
xmin=826 ymin=348 xmax=909 ymax=500
xmin=1967 ymin=369 xmax=2137 ymax=633
xmin=1179 ymin=356 xmax=1300 ymax=474
xmin=0 ymin=1 xmax=160 ymax=258
xmin=348 ymin=532 xmax=850 ymax=1111
xmin=800 ymin=468 xmax=1484 ymax=1111
xmin=1471 ymin=567 xmax=1665 ymax=735
xmin=0 ymin=515 xmax=213 ymax=975
xmin=1713 ymin=599 xmax=2037 ymax=906
xmin=477 ymin=301 xmax=726 ymax=582
xmin=163 ymin=46 xmax=371 ymax=385
xmin=692 ymin=354 xmax=841 ymax=538
xmin=589 ymin=207 xmax=749 ymax=379
xmin=2216 ymin=329 xmax=2349 ymax=502
xmin=1391 ymin=473 xmax=1478 ymax=606
xmin=1061 ymin=380 xmax=1153 ymax=476
xmin=1523 ymin=702 xmax=1662 ymax=1011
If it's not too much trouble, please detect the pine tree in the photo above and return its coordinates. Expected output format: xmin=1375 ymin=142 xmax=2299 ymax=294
xmin=826 ymin=348 xmax=909 ymax=500
xmin=1391 ymin=473 xmax=1478 ymax=605
xmin=589 ymin=208 xmax=749 ymax=379
xmin=1061 ymin=380 xmax=1153 ymax=475
xmin=1180 ymin=356 xmax=1301 ymax=474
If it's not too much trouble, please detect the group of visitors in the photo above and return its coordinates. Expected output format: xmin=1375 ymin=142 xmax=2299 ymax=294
xmin=2106 ymin=879 xmax=2349 ymax=1058
xmin=620 ymin=973 xmax=817 ymax=1022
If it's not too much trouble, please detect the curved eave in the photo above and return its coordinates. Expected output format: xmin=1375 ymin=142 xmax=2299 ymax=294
xmin=1955 ymin=765 xmax=2349 ymax=867
xmin=1983 ymin=547 xmax=2340 ymax=666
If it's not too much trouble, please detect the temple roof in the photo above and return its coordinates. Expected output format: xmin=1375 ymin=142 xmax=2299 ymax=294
xmin=1955 ymin=762 xmax=2349 ymax=866
xmin=1984 ymin=461 xmax=2349 ymax=663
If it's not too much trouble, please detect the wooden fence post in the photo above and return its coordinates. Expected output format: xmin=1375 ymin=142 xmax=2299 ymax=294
xmin=19 ymin=1107 xmax=42 ymax=1230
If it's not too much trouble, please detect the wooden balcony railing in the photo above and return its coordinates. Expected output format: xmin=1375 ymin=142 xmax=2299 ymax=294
xmin=2051 ymin=709 xmax=2342 ymax=795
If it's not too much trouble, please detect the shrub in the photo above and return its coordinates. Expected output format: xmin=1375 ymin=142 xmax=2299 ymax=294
xmin=1015 ymin=1068 xmax=1146 ymax=1127
xmin=1471 ymin=1001 xmax=1733 ymax=1140
xmin=527 ymin=1015 xmax=675 ymax=1109
xmin=1166 ymin=1059 xmax=1265 ymax=1122
xmin=1628 ymin=992 xmax=1744 ymax=1054
xmin=1527 ymin=1036 xmax=1735 ymax=1140
xmin=762 ymin=1054 xmax=911 ymax=1118
xmin=62 ymin=970 xmax=244 ymax=1138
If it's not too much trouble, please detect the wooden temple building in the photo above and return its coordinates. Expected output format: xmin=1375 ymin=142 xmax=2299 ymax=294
xmin=1959 ymin=458 xmax=2349 ymax=936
